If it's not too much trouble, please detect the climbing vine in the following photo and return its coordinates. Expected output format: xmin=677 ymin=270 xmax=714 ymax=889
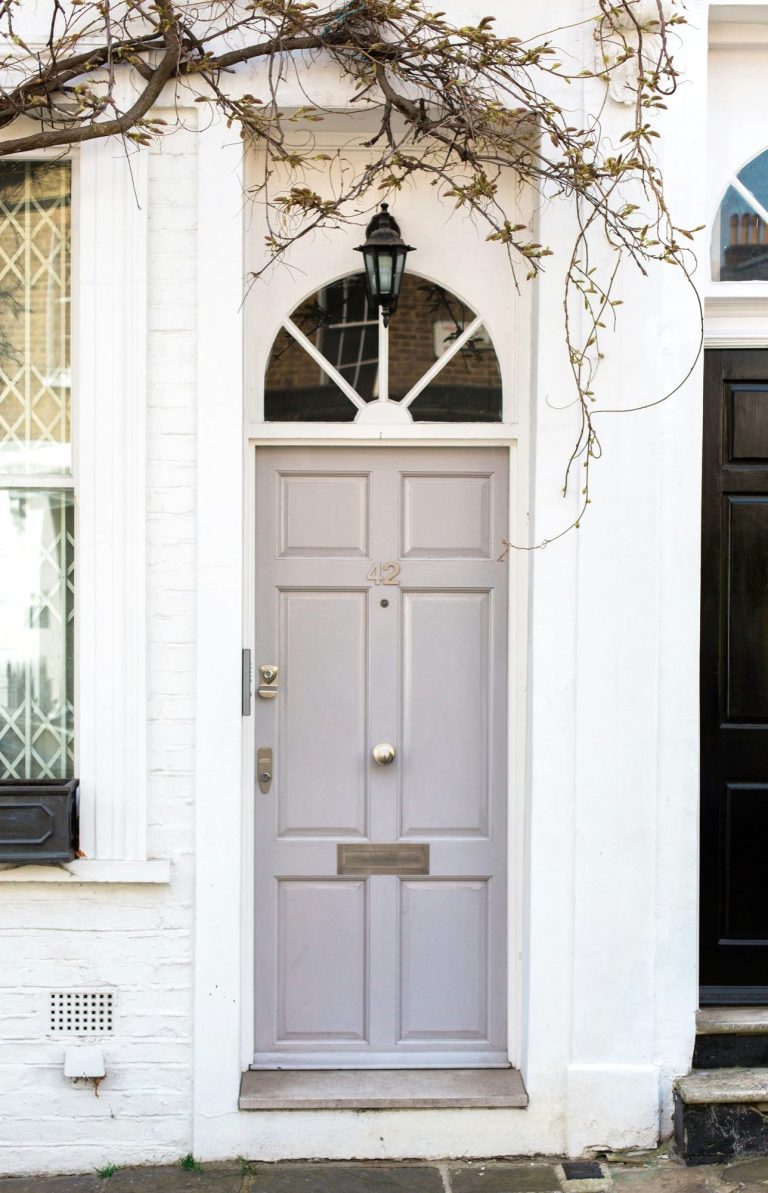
xmin=0 ymin=0 xmax=700 ymax=538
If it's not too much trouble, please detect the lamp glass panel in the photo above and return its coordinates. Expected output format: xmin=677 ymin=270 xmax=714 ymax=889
xmin=364 ymin=253 xmax=378 ymax=299
xmin=376 ymin=251 xmax=395 ymax=297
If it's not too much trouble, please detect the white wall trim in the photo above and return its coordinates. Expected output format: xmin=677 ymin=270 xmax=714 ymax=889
xmin=704 ymin=295 xmax=768 ymax=345
xmin=709 ymin=23 xmax=768 ymax=47
xmin=76 ymin=141 xmax=149 ymax=860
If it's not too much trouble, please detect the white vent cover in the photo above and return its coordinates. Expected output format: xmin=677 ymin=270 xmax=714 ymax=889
xmin=49 ymin=991 xmax=116 ymax=1036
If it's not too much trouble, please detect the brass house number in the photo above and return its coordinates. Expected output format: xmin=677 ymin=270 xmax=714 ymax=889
xmin=367 ymin=562 xmax=401 ymax=585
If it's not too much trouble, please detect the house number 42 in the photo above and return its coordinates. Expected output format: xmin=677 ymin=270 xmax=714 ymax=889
xmin=367 ymin=562 xmax=401 ymax=585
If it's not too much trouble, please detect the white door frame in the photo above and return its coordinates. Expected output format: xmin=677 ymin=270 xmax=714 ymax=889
xmin=241 ymin=426 xmax=529 ymax=1074
xmin=192 ymin=123 xmax=532 ymax=1148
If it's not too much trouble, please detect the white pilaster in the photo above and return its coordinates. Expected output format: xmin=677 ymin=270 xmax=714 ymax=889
xmin=77 ymin=140 xmax=148 ymax=860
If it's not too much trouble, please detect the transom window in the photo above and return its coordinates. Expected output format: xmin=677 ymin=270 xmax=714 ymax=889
xmin=0 ymin=161 xmax=74 ymax=780
xmin=713 ymin=149 xmax=768 ymax=281
xmin=265 ymin=272 xmax=502 ymax=423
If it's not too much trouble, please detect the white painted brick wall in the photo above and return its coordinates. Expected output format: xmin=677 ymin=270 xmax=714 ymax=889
xmin=0 ymin=123 xmax=199 ymax=1177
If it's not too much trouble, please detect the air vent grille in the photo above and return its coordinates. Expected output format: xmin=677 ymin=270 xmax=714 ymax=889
xmin=49 ymin=990 xmax=116 ymax=1036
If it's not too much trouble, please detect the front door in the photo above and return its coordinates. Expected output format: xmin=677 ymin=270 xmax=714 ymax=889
xmin=253 ymin=446 xmax=509 ymax=1067
xmin=701 ymin=349 xmax=768 ymax=1001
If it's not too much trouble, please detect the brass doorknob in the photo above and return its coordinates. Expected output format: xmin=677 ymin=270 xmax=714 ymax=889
xmin=372 ymin=742 xmax=396 ymax=766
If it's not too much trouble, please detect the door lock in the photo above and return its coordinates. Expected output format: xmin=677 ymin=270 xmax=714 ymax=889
xmin=257 ymin=747 xmax=273 ymax=793
xmin=257 ymin=664 xmax=279 ymax=699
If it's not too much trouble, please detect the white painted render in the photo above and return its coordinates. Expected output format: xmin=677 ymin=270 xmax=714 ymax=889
xmin=0 ymin=0 xmax=755 ymax=1174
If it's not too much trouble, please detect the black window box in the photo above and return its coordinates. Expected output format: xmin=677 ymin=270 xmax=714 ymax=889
xmin=0 ymin=779 xmax=79 ymax=863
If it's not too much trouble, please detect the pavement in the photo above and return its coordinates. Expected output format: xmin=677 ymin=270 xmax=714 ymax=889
xmin=4 ymin=1152 xmax=768 ymax=1193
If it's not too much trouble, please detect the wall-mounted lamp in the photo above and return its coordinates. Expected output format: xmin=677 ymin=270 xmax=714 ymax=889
xmin=355 ymin=203 xmax=415 ymax=326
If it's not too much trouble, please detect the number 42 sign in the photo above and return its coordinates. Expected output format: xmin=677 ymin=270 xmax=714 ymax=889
xmin=367 ymin=562 xmax=401 ymax=586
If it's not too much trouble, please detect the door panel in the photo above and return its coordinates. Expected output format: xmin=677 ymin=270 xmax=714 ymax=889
xmin=726 ymin=498 xmax=768 ymax=721
xmin=399 ymin=880 xmax=489 ymax=1042
xmin=278 ymin=590 xmax=369 ymax=837
xmin=401 ymin=473 xmax=493 ymax=558
xmin=278 ymin=472 xmax=370 ymax=557
xmin=254 ymin=446 xmax=509 ymax=1066
xmin=401 ymin=591 xmax=491 ymax=837
xmin=277 ymin=880 xmax=368 ymax=1040
xmin=701 ymin=351 xmax=768 ymax=999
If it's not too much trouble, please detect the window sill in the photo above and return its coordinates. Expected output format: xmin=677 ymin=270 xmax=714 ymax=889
xmin=0 ymin=859 xmax=171 ymax=884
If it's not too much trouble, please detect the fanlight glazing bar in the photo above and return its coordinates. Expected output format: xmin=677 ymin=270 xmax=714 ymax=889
xmin=378 ymin=311 xmax=389 ymax=402
xmin=400 ymin=315 xmax=484 ymax=410
xmin=282 ymin=317 xmax=366 ymax=411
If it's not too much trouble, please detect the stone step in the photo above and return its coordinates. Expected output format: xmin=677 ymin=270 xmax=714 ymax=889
xmin=674 ymin=1067 xmax=768 ymax=1165
xmin=696 ymin=1008 xmax=768 ymax=1034
xmin=693 ymin=1008 xmax=768 ymax=1069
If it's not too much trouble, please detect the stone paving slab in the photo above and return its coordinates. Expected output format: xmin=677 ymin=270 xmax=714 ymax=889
xmin=107 ymin=1166 xmax=243 ymax=1193
xmin=720 ymin=1156 xmax=768 ymax=1182
xmin=0 ymin=1180 xmax=100 ymax=1193
xmin=240 ymin=1165 xmax=443 ymax=1193
xmin=450 ymin=1162 xmax=561 ymax=1192
xmin=606 ymin=1166 xmax=728 ymax=1191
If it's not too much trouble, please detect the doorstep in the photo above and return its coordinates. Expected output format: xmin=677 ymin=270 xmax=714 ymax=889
xmin=239 ymin=1068 xmax=528 ymax=1110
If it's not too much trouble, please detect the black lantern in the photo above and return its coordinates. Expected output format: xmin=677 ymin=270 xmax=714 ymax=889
xmin=355 ymin=203 xmax=414 ymax=326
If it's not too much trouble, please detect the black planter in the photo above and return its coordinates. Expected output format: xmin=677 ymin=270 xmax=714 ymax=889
xmin=0 ymin=778 xmax=79 ymax=863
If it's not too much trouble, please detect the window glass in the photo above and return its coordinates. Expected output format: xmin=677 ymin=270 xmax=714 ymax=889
xmin=0 ymin=161 xmax=74 ymax=781
xmin=713 ymin=153 xmax=768 ymax=281
xmin=264 ymin=271 xmax=502 ymax=422
xmin=389 ymin=276 xmax=501 ymax=420
xmin=0 ymin=161 xmax=71 ymax=473
xmin=0 ymin=489 xmax=74 ymax=779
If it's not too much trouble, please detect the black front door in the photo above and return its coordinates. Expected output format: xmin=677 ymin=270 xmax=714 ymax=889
xmin=701 ymin=349 xmax=768 ymax=1002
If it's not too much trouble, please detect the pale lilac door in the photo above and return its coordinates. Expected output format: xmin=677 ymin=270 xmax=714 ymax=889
xmin=253 ymin=446 xmax=508 ymax=1068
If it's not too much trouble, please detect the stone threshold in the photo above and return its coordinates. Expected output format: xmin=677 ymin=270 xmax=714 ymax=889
xmin=239 ymin=1067 xmax=528 ymax=1110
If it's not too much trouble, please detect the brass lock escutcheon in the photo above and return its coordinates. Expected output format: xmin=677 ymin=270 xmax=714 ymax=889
xmin=257 ymin=664 xmax=279 ymax=699
xmin=257 ymin=747 xmax=273 ymax=793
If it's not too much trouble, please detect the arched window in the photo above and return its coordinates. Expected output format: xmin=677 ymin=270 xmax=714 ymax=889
xmin=264 ymin=271 xmax=502 ymax=423
xmin=713 ymin=149 xmax=768 ymax=281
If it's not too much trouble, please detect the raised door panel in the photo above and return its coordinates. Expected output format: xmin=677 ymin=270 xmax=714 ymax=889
xmin=725 ymin=497 xmax=768 ymax=722
xmin=401 ymin=473 xmax=492 ymax=558
xmin=276 ymin=880 xmax=368 ymax=1041
xmin=398 ymin=880 xmax=489 ymax=1041
xmin=278 ymin=472 xmax=370 ymax=557
xmin=400 ymin=591 xmax=490 ymax=837
xmin=278 ymin=590 xmax=368 ymax=836
xmin=730 ymin=386 xmax=768 ymax=462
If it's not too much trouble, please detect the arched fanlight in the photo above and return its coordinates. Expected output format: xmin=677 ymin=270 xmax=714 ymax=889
xmin=355 ymin=203 xmax=415 ymax=326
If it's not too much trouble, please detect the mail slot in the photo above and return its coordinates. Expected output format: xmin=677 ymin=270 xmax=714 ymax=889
xmin=337 ymin=843 xmax=429 ymax=876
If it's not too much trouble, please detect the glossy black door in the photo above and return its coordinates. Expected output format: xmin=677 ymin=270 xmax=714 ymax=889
xmin=701 ymin=350 xmax=768 ymax=1002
